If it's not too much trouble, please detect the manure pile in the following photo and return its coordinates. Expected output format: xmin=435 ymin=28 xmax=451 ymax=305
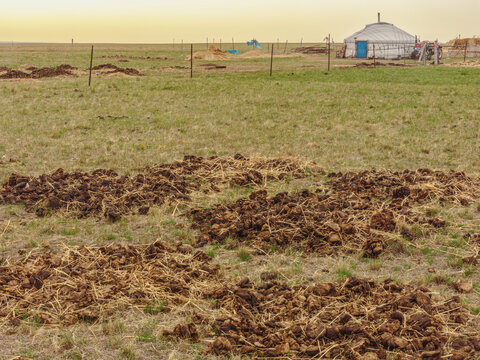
xmin=0 ymin=64 xmax=143 ymax=79
xmin=0 ymin=241 xmax=217 ymax=325
xmin=0 ymin=64 xmax=77 ymax=79
xmin=200 ymin=277 xmax=480 ymax=359
xmin=188 ymin=169 xmax=480 ymax=256
xmin=91 ymin=63 xmax=143 ymax=76
xmin=0 ymin=155 xmax=316 ymax=220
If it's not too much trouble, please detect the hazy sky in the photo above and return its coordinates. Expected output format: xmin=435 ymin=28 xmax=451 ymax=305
xmin=1 ymin=0 xmax=478 ymax=43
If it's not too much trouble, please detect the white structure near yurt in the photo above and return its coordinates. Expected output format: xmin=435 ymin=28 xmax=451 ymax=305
xmin=344 ymin=17 xmax=415 ymax=59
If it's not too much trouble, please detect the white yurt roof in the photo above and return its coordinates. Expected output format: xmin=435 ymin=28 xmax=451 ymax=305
xmin=345 ymin=22 xmax=415 ymax=44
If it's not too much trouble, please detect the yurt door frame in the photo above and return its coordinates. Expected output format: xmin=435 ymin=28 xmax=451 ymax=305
xmin=356 ymin=41 xmax=368 ymax=58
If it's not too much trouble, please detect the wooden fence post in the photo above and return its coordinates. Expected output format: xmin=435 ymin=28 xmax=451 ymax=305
xmin=327 ymin=34 xmax=331 ymax=72
xmin=270 ymin=43 xmax=274 ymax=76
xmin=88 ymin=45 xmax=94 ymax=86
xmin=464 ymin=43 xmax=468 ymax=62
xmin=190 ymin=44 xmax=193 ymax=78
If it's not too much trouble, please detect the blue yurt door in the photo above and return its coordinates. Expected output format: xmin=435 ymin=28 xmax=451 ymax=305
xmin=356 ymin=41 xmax=367 ymax=58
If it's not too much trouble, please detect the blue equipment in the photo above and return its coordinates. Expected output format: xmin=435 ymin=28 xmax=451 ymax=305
xmin=246 ymin=39 xmax=263 ymax=49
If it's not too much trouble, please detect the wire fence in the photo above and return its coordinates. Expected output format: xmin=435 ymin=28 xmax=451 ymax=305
xmin=1 ymin=39 xmax=480 ymax=83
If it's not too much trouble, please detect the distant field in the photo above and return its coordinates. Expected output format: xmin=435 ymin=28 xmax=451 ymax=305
xmin=0 ymin=44 xmax=479 ymax=360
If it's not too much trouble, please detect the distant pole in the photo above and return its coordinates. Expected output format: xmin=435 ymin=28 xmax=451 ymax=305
xmin=300 ymin=37 xmax=303 ymax=47
xmin=206 ymin=37 xmax=208 ymax=49
xmin=190 ymin=44 xmax=193 ymax=78
xmin=71 ymin=38 xmax=74 ymax=47
xmin=434 ymin=40 xmax=438 ymax=65
xmin=464 ymin=42 xmax=468 ymax=62
xmin=270 ymin=43 xmax=274 ymax=76
xmin=88 ymin=45 xmax=94 ymax=86
xmin=284 ymin=40 xmax=288 ymax=54
xmin=327 ymin=34 xmax=331 ymax=71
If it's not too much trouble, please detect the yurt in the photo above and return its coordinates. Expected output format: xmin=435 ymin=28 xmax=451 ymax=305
xmin=344 ymin=20 xmax=415 ymax=59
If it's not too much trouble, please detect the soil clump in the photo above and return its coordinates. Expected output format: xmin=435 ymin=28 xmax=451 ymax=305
xmin=0 ymin=241 xmax=217 ymax=325
xmin=199 ymin=277 xmax=480 ymax=359
xmin=188 ymin=169 xmax=480 ymax=256
xmin=0 ymin=155 xmax=316 ymax=220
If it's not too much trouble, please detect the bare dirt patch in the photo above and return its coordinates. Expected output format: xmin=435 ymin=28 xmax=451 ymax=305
xmin=188 ymin=45 xmax=304 ymax=61
xmin=0 ymin=65 xmax=77 ymax=79
xmin=188 ymin=169 xmax=480 ymax=256
xmin=0 ymin=64 xmax=143 ymax=79
xmin=445 ymin=60 xmax=480 ymax=68
xmin=0 ymin=241 xmax=217 ymax=325
xmin=198 ymin=277 xmax=480 ymax=359
xmin=91 ymin=63 xmax=143 ymax=76
xmin=0 ymin=155 xmax=317 ymax=220
xmin=336 ymin=62 xmax=410 ymax=69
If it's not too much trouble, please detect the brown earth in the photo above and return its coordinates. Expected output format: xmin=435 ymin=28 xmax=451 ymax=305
xmin=0 ymin=64 xmax=143 ymax=79
xmin=445 ymin=38 xmax=480 ymax=47
xmin=0 ymin=64 xmax=77 ymax=79
xmin=199 ymin=63 xmax=227 ymax=70
xmin=445 ymin=60 xmax=480 ymax=68
xmin=0 ymin=155 xmax=317 ymax=220
xmin=188 ymin=45 xmax=233 ymax=60
xmin=292 ymin=46 xmax=328 ymax=54
xmin=198 ymin=277 xmax=480 ymax=359
xmin=187 ymin=45 xmax=304 ymax=61
xmin=187 ymin=169 xmax=480 ymax=256
xmin=337 ymin=62 xmax=409 ymax=69
xmin=0 ymin=241 xmax=217 ymax=325
xmin=91 ymin=63 xmax=143 ymax=76
xmin=100 ymin=55 xmax=167 ymax=60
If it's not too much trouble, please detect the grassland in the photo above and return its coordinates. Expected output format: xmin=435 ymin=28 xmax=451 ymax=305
xmin=0 ymin=44 xmax=479 ymax=360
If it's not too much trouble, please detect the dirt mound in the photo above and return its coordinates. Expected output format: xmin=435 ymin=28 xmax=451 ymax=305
xmin=30 ymin=64 xmax=77 ymax=78
xmin=327 ymin=169 xmax=478 ymax=205
xmin=91 ymin=63 xmax=142 ymax=76
xmin=200 ymin=277 xmax=480 ymax=359
xmin=0 ymin=241 xmax=217 ymax=325
xmin=0 ymin=64 xmax=77 ymax=79
xmin=292 ymin=46 xmax=327 ymax=54
xmin=199 ymin=63 xmax=227 ymax=70
xmin=445 ymin=60 xmax=480 ymax=68
xmin=188 ymin=45 xmax=233 ymax=60
xmin=188 ymin=169 xmax=480 ymax=256
xmin=101 ymin=55 xmax=167 ymax=60
xmin=348 ymin=62 xmax=408 ymax=68
xmin=0 ymin=69 xmax=31 ymax=79
xmin=445 ymin=38 xmax=480 ymax=47
xmin=0 ymin=155 xmax=317 ymax=220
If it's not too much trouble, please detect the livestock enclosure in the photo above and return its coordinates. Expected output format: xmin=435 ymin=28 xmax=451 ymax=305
xmin=0 ymin=43 xmax=480 ymax=360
